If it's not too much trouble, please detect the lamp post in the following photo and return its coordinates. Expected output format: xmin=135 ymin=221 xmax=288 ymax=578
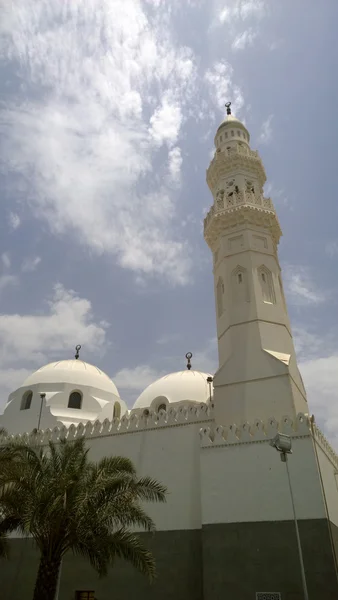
xmin=270 ymin=433 xmax=309 ymax=600
xmin=37 ymin=392 xmax=46 ymax=431
xmin=206 ymin=376 xmax=213 ymax=403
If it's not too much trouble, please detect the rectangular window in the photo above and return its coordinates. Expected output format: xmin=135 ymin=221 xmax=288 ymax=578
xmin=75 ymin=592 xmax=95 ymax=600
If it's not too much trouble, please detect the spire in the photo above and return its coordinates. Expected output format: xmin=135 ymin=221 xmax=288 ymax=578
xmin=185 ymin=352 xmax=192 ymax=370
xmin=74 ymin=345 xmax=81 ymax=360
xmin=225 ymin=101 xmax=231 ymax=115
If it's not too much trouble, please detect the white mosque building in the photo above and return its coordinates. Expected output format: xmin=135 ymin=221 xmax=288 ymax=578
xmin=1 ymin=106 xmax=338 ymax=600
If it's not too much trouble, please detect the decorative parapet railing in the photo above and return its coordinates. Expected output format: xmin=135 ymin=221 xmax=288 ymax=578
xmin=210 ymin=145 xmax=260 ymax=164
xmin=204 ymin=192 xmax=275 ymax=230
xmin=3 ymin=403 xmax=214 ymax=446
xmin=311 ymin=420 xmax=338 ymax=471
xmin=200 ymin=413 xmax=312 ymax=448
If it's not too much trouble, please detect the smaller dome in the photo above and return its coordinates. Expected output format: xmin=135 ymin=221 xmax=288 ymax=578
xmin=22 ymin=360 xmax=119 ymax=396
xmin=133 ymin=370 xmax=213 ymax=410
xmin=216 ymin=114 xmax=250 ymax=143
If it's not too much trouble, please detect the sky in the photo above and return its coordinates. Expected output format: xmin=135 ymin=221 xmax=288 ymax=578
xmin=0 ymin=1 xmax=338 ymax=446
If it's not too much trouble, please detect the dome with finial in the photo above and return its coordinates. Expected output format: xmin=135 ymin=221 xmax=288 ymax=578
xmin=132 ymin=353 xmax=214 ymax=411
xmin=0 ymin=346 xmax=127 ymax=434
xmin=215 ymin=101 xmax=250 ymax=147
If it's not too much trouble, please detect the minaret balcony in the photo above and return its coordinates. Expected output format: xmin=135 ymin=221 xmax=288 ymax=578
xmin=204 ymin=192 xmax=282 ymax=248
xmin=207 ymin=145 xmax=267 ymax=191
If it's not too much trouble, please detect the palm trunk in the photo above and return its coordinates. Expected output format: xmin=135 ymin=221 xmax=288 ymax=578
xmin=32 ymin=551 xmax=62 ymax=600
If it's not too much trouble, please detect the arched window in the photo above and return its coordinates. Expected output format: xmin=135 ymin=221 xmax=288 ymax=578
xmin=157 ymin=403 xmax=167 ymax=413
xmin=113 ymin=402 xmax=121 ymax=419
xmin=217 ymin=277 xmax=224 ymax=317
xmin=68 ymin=391 xmax=82 ymax=409
xmin=232 ymin=266 xmax=249 ymax=303
xmin=21 ymin=390 xmax=32 ymax=410
xmin=258 ymin=266 xmax=276 ymax=304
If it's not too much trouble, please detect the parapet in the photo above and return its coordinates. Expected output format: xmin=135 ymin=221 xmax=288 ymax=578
xmin=4 ymin=402 xmax=214 ymax=446
xmin=200 ymin=413 xmax=312 ymax=448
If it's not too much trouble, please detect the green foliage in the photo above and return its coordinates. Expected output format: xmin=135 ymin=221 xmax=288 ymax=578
xmin=0 ymin=437 xmax=167 ymax=596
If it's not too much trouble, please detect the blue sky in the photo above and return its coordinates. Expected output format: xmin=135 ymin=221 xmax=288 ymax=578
xmin=0 ymin=1 xmax=338 ymax=445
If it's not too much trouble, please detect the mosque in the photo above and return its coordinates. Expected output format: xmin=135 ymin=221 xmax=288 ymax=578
xmin=1 ymin=106 xmax=338 ymax=600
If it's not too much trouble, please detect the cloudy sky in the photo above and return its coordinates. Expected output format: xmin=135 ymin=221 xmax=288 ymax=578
xmin=0 ymin=1 xmax=337 ymax=445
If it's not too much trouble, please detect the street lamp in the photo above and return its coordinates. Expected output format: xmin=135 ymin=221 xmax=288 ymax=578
xmin=206 ymin=376 xmax=213 ymax=403
xmin=270 ymin=433 xmax=309 ymax=600
xmin=37 ymin=392 xmax=46 ymax=431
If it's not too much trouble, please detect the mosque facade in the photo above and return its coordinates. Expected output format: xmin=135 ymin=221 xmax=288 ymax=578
xmin=1 ymin=108 xmax=338 ymax=600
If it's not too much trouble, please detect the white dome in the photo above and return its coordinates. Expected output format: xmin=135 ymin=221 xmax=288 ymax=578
xmin=22 ymin=360 xmax=120 ymax=397
xmin=216 ymin=114 xmax=250 ymax=142
xmin=133 ymin=370 xmax=213 ymax=410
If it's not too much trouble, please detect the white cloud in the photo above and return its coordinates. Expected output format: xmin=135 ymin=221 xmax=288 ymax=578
xmin=21 ymin=256 xmax=41 ymax=273
xmin=258 ymin=114 xmax=273 ymax=144
xmin=114 ymin=365 xmax=164 ymax=393
xmin=283 ymin=265 xmax=326 ymax=306
xmin=218 ymin=0 xmax=267 ymax=24
xmin=292 ymin=326 xmax=338 ymax=449
xmin=205 ymin=61 xmax=244 ymax=114
xmin=8 ymin=212 xmax=21 ymax=230
xmin=300 ymin=354 xmax=338 ymax=450
xmin=232 ymin=29 xmax=257 ymax=51
xmin=149 ymin=98 xmax=183 ymax=146
xmin=168 ymin=147 xmax=183 ymax=182
xmin=1 ymin=253 xmax=10 ymax=269
xmin=0 ymin=283 xmax=107 ymax=408
xmin=0 ymin=0 xmax=197 ymax=285
xmin=0 ymin=284 xmax=107 ymax=368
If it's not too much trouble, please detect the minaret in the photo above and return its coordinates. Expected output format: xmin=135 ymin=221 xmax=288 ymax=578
xmin=204 ymin=103 xmax=308 ymax=426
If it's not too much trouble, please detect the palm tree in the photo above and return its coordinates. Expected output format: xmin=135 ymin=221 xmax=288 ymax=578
xmin=0 ymin=437 xmax=167 ymax=600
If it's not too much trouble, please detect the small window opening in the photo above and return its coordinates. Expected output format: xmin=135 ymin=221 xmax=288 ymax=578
xmin=237 ymin=130 xmax=241 ymax=136
xmin=261 ymin=273 xmax=266 ymax=283
xmin=21 ymin=391 xmax=32 ymax=411
xmin=238 ymin=273 xmax=243 ymax=284
xmin=235 ymin=185 xmax=239 ymax=193
xmin=225 ymin=132 xmax=228 ymax=138
xmin=220 ymin=135 xmax=223 ymax=142
xmin=75 ymin=592 xmax=95 ymax=600
xmin=158 ymin=403 xmax=166 ymax=413
xmin=113 ymin=402 xmax=121 ymax=419
xmin=231 ymin=130 xmax=234 ymax=136
xmin=68 ymin=391 xmax=82 ymax=410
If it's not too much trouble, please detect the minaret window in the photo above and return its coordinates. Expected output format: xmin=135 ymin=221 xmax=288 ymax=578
xmin=225 ymin=132 xmax=228 ymax=138
xmin=20 ymin=390 xmax=33 ymax=410
xmin=217 ymin=277 xmax=224 ymax=317
xmin=232 ymin=266 xmax=249 ymax=303
xmin=68 ymin=391 xmax=82 ymax=409
xmin=258 ymin=266 xmax=275 ymax=304
xmin=231 ymin=130 xmax=234 ymax=136
xmin=113 ymin=402 xmax=121 ymax=419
